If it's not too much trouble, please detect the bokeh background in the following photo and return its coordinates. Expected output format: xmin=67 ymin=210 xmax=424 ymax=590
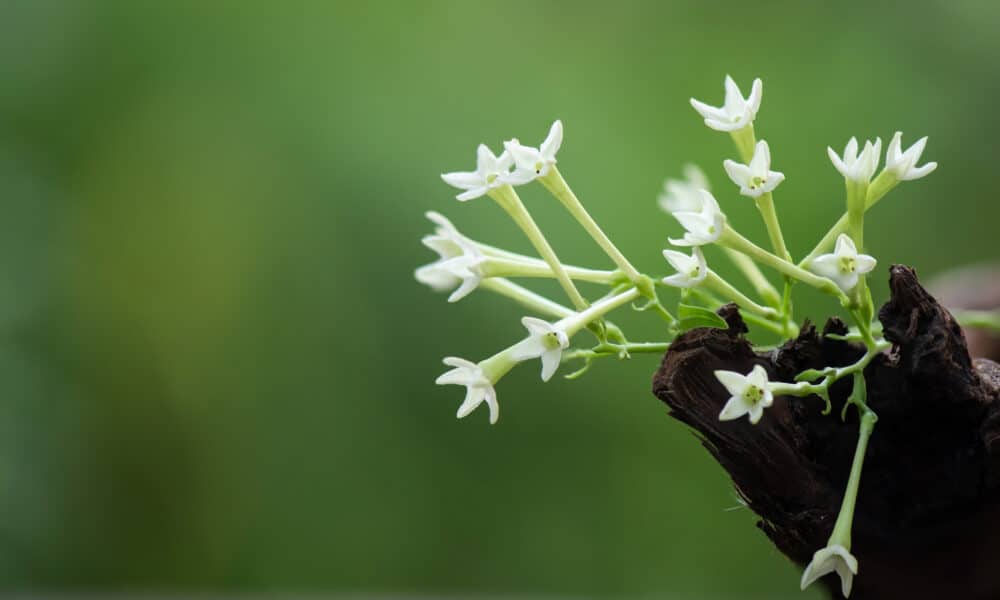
xmin=0 ymin=0 xmax=997 ymax=596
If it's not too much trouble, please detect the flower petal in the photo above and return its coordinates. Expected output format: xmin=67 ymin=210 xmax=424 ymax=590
xmin=834 ymin=233 xmax=858 ymax=258
xmin=810 ymin=254 xmax=841 ymax=281
xmin=746 ymin=78 xmax=763 ymax=115
xmin=723 ymin=159 xmax=751 ymax=187
xmin=718 ymin=395 xmax=750 ymax=421
xmin=540 ymin=120 xmax=563 ymax=159
xmin=714 ymin=369 xmax=749 ymax=397
xmin=540 ymin=348 xmax=562 ymax=382
xmin=442 ymin=171 xmax=482 ymax=190
xmin=854 ymin=253 xmax=877 ymax=275
xmin=749 ymin=140 xmax=771 ymax=175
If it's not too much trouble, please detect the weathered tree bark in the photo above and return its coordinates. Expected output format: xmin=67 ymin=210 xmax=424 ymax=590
xmin=652 ymin=265 xmax=1000 ymax=599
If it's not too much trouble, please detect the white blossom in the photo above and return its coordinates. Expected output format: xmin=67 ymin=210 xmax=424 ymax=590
xmin=828 ymin=137 xmax=882 ymax=183
xmin=503 ymin=120 xmax=563 ymax=184
xmin=690 ymin=75 xmax=763 ymax=132
xmin=511 ymin=317 xmax=570 ymax=382
xmin=723 ymin=140 xmax=785 ymax=198
xmin=668 ymin=190 xmax=726 ymax=247
xmin=885 ymin=131 xmax=937 ymax=181
xmin=435 ymin=357 xmax=499 ymax=424
xmin=441 ymin=144 xmax=514 ymax=201
xmin=658 ymin=164 xmax=710 ymax=214
xmin=414 ymin=235 xmax=485 ymax=302
xmin=800 ymin=544 xmax=858 ymax=598
xmin=661 ymin=246 xmax=708 ymax=288
xmin=715 ymin=364 xmax=774 ymax=424
xmin=809 ymin=234 xmax=876 ymax=292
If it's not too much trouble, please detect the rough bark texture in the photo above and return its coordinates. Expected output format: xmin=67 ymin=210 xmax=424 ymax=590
xmin=652 ymin=265 xmax=1000 ymax=599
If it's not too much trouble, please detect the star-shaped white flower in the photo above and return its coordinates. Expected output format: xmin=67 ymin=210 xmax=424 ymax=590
xmin=828 ymin=137 xmax=882 ymax=183
xmin=800 ymin=544 xmax=858 ymax=598
xmin=658 ymin=164 xmax=710 ymax=214
xmin=668 ymin=190 xmax=726 ymax=247
xmin=715 ymin=364 xmax=774 ymax=425
xmin=414 ymin=235 xmax=485 ymax=302
xmin=723 ymin=140 xmax=785 ymax=198
xmin=441 ymin=144 xmax=514 ymax=201
xmin=690 ymin=75 xmax=763 ymax=132
xmin=809 ymin=234 xmax=876 ymax=292
xmin=503 ymin=120 xmax=563 ymax=184
xmin=661 ymin=246 xmax=708 ymax=288
xmin=885 ymin=131 xmax=937 ymax=181
xmin=511 ymin=317 xmax=570 ymax=382
xmin=435 ymin=357 xmax=499 ymax=424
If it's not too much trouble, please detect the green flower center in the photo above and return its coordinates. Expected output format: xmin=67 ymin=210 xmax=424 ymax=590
xmin=486 ymin=173 xmax=498 ymax=184
xmin=839 ymin=256 xmax=857 ymax=274
xmin=534 ymin=161 xmax=544 ymax=174
xmin=541 ymin=331 xmax=562 ymax=350
xmin=743 ymin=384 xmax=764 ymax=405
xmin=749 ymin=175 xmax=766 ymax=190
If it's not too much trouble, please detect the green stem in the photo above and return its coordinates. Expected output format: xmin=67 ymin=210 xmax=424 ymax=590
xmin=719 ymin=228 xmax=849 ymax=304
xmin=722 ymin=247 xmax=781 ymax=307
xmin=489 ymin=185 xmax=590 ymax=311
xmin=953 ymin=309 xmax=1000 ymax=333
xmin=479 ymin=278 xmax=574 ymax=319
xmin=539 ymin=167 xmax=644 ymax=286
xmin=755 ymin=192 xmax=792 ymax=262
xmin=481 ymin=258 xmax=620 ymax=284
xmin=829 ymin=404 xmax=877 ymax=548
xmin=560 ymin=287 xmax=642 ymax=337
xmin=704 ymin=271 xmax=779 ymax=320
xmin=730 ymin=124 xmax=756 ymax=164
xmin=800 ymin=172 xmax=899 ymax=268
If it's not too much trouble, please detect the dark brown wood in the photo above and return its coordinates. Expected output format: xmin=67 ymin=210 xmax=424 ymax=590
xmin=651 ymin=265 xmax=1000 ymax=599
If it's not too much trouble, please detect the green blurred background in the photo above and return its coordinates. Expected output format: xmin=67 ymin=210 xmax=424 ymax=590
xmin=0 ymin=0 xmax=996 ymax=596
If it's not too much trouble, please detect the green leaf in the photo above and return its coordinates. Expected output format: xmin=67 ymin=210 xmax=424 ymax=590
xmin=676 ymin=304 xmax=728 ymax=332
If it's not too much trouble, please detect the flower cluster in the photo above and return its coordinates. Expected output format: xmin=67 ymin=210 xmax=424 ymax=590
xmin=416 ymin=74 xmax=938 ymax=597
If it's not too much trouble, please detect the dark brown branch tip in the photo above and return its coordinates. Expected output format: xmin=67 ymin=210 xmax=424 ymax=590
xmin=652 ymin=266 xmax=1000 ymax=599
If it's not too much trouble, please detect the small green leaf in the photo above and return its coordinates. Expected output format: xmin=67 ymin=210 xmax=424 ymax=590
xmin=676 ymin=304 xmax=728 ymax=332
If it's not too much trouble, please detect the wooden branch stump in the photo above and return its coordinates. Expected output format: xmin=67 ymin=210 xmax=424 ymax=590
xmin=652 ymin=265 xmax=1000 ymax=599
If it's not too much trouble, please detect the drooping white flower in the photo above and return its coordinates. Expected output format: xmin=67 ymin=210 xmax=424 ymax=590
xmin=723 ymin=140 xmax=785 ymax=198
xmin=800 ymin=544 xmax=858 ymax=598
xmin=414 ymin=235 xmax=485 ymax=302
xmin=511 ymin=317 xmax=570 ymax=382
xmin=668 ymin=190 xmax=726 ymax=247
xmin=503 ymin=120 xmax=563 ymax=184
xmin=441 ymin=144 xmax=514 ymax=201
xmin=809 ymin=234 xmax=877 ymax=292
xmin=435 ymin=357 xmax=499 ymax=424
xmin=715 ymin=364 xmax=774 ymax=425
xmin=885 ymin=131 xmax=937 ymax=181
xmin=661 ymin=246 xmax=708 ymax=288
xmin=690 ymin=75 xmax=763 ymax=132
xmin=828 ymin=137 xmax=882 ymax=183
xmin=658 ymin=164 xmax=710 ymax=214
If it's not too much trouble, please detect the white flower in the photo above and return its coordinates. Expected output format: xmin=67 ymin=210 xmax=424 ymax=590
xmin=885 ymin=131 xmax=937 ymax=181
xmin=435 ymin=357 xmax=499 ymax=424
xmin=511 ymin=317 xmax=569 ymax=382
xmin=441 ymin=144 xmax=514 ymax=201
xmin=414 ymin=235 xmax=485 ymax=302
xmin=809 ymin=234 xmax=876 ymax=292
xmin=715 ymin=364 xmax=774 ymax=425
xmin=658 ymin=164 xmax=710 ymax=214
xmin=661 ymin=246 xmax=708 ymax=288
xmin=690 ymin=75 xmax=763 ymax=132
xmin=503 ymin=120 xmax=563 ymax=184
xmin=800 ymin=544 xmax=858 ymax=598
xmin=668 ymin=190 xmax=726 ymax=247
xmin=723 ymin=140 xmax=785 ymax=198
xmin=828 ymin=137 xmax=882 ymax=183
